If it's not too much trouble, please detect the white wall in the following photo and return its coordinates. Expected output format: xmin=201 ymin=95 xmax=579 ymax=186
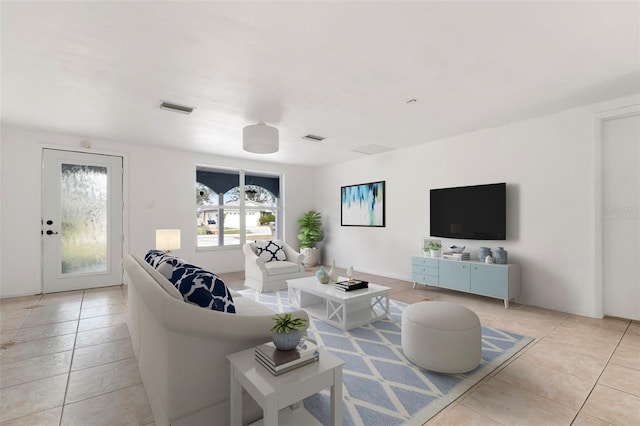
xmin=0 ymin=128 xmax=316 ymax=298
xmin=2 ymin=94 xmax=638 ymax=316
xmin=316 ymin=95 xmax=640 ymax=318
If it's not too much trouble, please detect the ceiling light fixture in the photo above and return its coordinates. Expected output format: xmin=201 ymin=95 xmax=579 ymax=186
xmin=243 ymin=123 xmax=279 ymax=154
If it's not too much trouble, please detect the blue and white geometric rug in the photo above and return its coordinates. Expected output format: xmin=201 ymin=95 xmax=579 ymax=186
xmin=238 ymin=289 xmax=534 ymax=426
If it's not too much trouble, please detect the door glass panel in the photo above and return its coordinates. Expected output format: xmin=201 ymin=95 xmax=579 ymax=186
xmin=60 ymin=164 xmax=108 ymax=274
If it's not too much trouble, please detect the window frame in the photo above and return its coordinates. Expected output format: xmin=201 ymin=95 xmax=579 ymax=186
xmin=196 ymin=166 xmax=283 ymax=251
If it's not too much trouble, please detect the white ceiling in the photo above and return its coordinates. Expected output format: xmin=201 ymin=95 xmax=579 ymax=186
xmin=2 ymin=1 xmax=639 ymax=166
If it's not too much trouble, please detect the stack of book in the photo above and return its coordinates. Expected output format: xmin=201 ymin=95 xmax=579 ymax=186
xmin=442 ymin=252 xmax=471 ymax=261
xmin=255 ymin=339 xmax=319 ymax=376
xmin=334 ymin=279 xmax=369 ymax=292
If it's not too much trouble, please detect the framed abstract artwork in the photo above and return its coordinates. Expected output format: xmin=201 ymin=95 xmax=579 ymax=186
xmin=341 ymin=181 xmax=385 ymax=227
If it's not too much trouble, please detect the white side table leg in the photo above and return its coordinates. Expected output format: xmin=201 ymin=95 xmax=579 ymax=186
xmin=229 ymin=366 xmax=242 ymax=426
xmin=263 ymin=395 xmax=279 ymax=426
xmin=330 ymin=367 xmax=343 ymax=426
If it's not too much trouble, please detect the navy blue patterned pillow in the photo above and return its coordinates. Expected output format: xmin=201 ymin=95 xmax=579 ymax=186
xmin=155 ymin=255 xmax=182 ymax=279
xmin=169 ymin=264 xmax=236 ymax=313
xmin=144 ymin=250 xmax=182 ymax=279
xmin=144 ymin=250 xmax=167 ymax=267
xmin=254 ymin=240 xmax=286 ymax=262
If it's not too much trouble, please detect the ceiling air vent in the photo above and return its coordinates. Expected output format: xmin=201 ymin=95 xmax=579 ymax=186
xmin=159 ymin=101 xmax=195 ymax=114
xmin=302 ymin=134 xmax=326 ymax=142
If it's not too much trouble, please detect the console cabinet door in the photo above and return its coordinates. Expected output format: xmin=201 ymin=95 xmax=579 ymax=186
xmin=470 ymin=264 xmax=508 ymax=298
xmin=439 ymin=261 xmax=470 ymax=292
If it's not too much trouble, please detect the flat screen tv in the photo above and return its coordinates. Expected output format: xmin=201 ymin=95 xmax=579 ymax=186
xmin=430 ymin=183 xmax=506 ymax=240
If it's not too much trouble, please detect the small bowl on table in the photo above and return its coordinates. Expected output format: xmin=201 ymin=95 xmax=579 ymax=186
xmin=448 ymin=245 xmax=465 ymax=254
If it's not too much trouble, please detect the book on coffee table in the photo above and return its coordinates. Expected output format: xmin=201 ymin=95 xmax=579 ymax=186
xmin=334 ymin=279 xmax=368 ymax=291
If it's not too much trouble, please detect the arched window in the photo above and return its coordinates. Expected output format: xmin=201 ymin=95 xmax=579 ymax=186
xmin=196 ymin=167 xmax=282 ymax=248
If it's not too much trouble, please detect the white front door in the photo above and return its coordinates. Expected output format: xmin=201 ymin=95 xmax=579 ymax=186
xmin=42 ymin=149 xmax=123 ymax=293
xmin=603 ymin=113 xmax=639 ymax=320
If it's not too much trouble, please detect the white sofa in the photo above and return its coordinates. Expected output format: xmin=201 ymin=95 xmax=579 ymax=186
xmin=243 ymin=241 xmax=306 ymax=292
xmin=124 ymin=254 xmax=309 ymax=425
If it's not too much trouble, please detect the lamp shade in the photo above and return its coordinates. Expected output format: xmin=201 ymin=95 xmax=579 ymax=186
xmin=156 ymin=229 xmax=181 ymax=252
xmin=243 ymin=123 xmax=279 ymax=154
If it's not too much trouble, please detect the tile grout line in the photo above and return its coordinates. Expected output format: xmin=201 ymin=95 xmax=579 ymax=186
xmin=450 ymin=312 xmax=579 ymax=424
xmin=0 ymin=294 xmax=67 ymax=424
xmin=497 ymin=315 xmax=628 ymax=419
xmin=568 ymin=320 xmax=632 ymax=425
xmin=58 ymin=290 xmax=86 ymax=426
xmin=0 ymin=298 xmax=44 ymax=360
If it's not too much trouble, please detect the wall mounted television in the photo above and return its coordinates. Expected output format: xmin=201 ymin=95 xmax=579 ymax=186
xmin=430 ymin=183 xmax=506 ymax=240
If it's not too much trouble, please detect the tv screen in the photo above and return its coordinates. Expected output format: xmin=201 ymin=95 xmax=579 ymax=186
xmin=430 ymin=183 xmax=506 ymax=240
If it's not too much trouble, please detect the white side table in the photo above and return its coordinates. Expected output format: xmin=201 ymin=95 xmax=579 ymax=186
xmin=227 ymin=347 xmax=345 ymax=426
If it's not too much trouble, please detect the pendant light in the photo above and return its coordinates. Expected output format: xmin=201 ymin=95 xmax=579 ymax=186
xmin=243 ymin=123 xmax=279 ymax=154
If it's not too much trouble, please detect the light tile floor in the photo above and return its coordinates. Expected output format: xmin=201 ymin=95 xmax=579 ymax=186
xmin=0 ymin=267 xmax=638 ymax=425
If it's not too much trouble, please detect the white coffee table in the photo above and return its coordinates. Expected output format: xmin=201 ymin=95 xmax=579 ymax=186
xmin=227 ymin=347 xmax=344 ymax=426
xmin=287 ymin=276 xmax=390 ymax=330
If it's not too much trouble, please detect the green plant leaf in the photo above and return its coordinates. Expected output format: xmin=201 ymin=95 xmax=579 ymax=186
xmin=297 ymin=211 xmax=323 ymax=248
xmin=270 ymin=313 xmax=308 ymax=333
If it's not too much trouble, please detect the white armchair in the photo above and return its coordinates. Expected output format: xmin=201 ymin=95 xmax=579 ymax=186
xmin=243 ymin=241 xmax=306 ymax=292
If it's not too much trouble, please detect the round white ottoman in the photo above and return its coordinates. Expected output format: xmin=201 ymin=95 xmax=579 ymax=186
xmin=401 ymin=301 xmax=481 ymax=373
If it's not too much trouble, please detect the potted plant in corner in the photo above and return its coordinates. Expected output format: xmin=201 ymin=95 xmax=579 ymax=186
xmin=297 ymin=210 xmax=323 ymax=267
xmin=271 ymin=313 xmax=308 ymax=351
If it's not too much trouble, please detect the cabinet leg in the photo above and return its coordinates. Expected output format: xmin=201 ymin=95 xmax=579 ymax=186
xmin=412 ymin=281 xmax=416 ymax=289
xmin=504 ymin=299 xmax=509 ymax=309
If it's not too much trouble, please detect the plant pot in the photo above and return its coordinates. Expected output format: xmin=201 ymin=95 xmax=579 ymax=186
xmin=430 ymin=249 xmax=442 ymax=258
xmin=301 ymin=247 xmax=320 ymax=267
xmin=272 ymin=329 xmax=304 ymax=351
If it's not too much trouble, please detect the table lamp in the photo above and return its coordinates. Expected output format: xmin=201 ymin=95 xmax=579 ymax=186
xmin=156 ymin=229 xmax=181 ymax=252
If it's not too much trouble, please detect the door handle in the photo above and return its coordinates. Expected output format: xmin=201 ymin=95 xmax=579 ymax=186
xmin=46 ymin=230 xmax=59 ymax=235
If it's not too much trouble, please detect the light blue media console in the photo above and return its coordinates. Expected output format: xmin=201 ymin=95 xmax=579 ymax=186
xmin=411 ymin=256 xmax=520 ymax=308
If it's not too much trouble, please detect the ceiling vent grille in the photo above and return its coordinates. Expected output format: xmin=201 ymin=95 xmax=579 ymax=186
xmin=159 ymin=101 xmax=195 ymax=114
xmin=302 ymin=134 xmax=326 ymax=142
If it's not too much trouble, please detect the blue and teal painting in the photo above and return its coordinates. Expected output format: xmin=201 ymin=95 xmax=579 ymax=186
xmin=341 ymin=181 xmax=385 ymax=226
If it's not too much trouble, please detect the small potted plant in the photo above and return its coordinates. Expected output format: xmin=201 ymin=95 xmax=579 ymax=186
xmin=428 ymin=241 xmax=443 ymax=258
xmin=270 ymin=313 xmax=308 ymax=351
